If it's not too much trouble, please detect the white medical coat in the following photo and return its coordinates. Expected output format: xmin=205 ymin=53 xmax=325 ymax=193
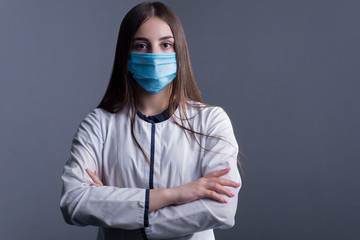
xmin=60 ymin=102 xmax=241 ymax=240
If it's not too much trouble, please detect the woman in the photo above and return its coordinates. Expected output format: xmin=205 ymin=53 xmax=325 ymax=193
xmin=60 ymin=2 xmax=241 ymax=239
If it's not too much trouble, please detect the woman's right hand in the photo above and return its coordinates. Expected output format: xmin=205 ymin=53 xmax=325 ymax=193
xmin=169 ymin=168 xmax=241 ymax=205
xmin=85 ymin=168 xmax=103 ymax=187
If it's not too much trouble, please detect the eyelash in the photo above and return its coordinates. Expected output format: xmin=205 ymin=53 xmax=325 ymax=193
xmin=134 ymin=43 xmax=148 ymax=50
xmin=162 ymin=42 xmax=172 ymax=48
xmin=133 ymin=42 xmax=173 ymax=50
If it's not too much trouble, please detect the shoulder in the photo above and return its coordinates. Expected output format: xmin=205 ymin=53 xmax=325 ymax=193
xmin=185 ymin=100 xmax=230 ymax=124
xmin=185 ymin=101 xmax=238 ymax=147
xmin=79 ymin=108 xmax=112 ymax=130
xmin=84 ymin=107 xmax=112 ymax=122
xmin=74 ymin=108 xmax=117 ymax=142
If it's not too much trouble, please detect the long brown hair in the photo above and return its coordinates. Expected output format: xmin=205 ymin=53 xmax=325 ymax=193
xmin=98 ymin=1 xmax=201 ymax=112
xmin=98 ymin=2 xmax=241 ymax=169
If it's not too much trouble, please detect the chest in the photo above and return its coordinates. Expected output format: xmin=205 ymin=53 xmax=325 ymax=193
xmin=100 ymin=116 xmax=205 ymax=189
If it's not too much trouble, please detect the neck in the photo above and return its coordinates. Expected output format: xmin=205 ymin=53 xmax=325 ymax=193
xmin=139 ymin=85 xmax=171 ymax=117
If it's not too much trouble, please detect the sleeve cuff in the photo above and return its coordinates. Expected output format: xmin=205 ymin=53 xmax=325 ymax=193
xmin=144 ymin=188 xmax=150 ymax=227
xmin=141 ymin=189 xmax=150 ymax=239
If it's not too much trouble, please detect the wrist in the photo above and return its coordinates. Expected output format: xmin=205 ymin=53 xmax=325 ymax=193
xmin=163 ymin=187 xmax=178 ymax=205
xmin=149 ymin=188 xmax=178 ymax=212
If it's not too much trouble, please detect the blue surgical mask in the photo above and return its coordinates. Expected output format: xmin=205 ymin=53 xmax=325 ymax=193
xmin=127 ymin=52 xmax=177 ymax=94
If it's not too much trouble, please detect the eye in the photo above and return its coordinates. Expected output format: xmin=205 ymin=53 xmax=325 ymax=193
xmin=162 ymin=42 xmax=173 ymax=49
xmin=133 ymin=42 xmax=149 ymax=50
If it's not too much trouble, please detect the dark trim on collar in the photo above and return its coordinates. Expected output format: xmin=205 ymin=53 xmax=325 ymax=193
xmin=136 ymin=108 xmax=170 ymax=123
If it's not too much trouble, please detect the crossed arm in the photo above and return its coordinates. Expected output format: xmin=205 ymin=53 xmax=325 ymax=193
xmin=61 ymin=107 xmax=241 ymax=238
xmin=85 ymin=168 xmax=241 ymax=213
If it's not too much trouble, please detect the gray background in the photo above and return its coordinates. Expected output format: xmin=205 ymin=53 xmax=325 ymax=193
xmin=0 ymin=0 xmax=359 ymax=239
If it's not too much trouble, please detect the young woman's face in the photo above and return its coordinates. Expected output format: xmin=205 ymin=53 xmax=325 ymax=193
xmin=132 ymin=17 xmax=175 ymax=54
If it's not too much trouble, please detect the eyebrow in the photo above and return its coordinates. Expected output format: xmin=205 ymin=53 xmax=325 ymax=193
xmin=133 ymin=36 xmax=174 ymax=41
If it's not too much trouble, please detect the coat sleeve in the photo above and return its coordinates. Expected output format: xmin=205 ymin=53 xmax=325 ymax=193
xmin=60 ymin=109 xmax=146 ymax=229
xmin=144 ymin=107 xmax=241 ymax=239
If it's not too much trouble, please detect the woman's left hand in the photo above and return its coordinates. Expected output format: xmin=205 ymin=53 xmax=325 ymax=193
xmin=85 ymin=168 xmax=103 ymax=187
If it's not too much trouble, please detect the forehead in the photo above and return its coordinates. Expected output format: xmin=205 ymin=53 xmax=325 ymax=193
xmin=134 ymin=17 xmax=173 ymax=39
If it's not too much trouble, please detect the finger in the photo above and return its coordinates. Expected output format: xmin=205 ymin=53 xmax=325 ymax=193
xmin=86 ymin=168 xmax=97 ymax=178
xmin=85 ymin=168 xmax=96 ymax=178
xmin=214 ymin=177 xmax=241 ymax=188
xmin=82 ymin=178 xmax=101 ymax=187
xmin=94 ymin=179 xmax=103 ymax=186
xmin=86 ymin=169 xmax=104 ymax=186
xmin=83 ymin=178 xmax=94 ymax=184
xmin=208 ymin=182 xmax=236 ymax=198
xmin=205 ymin=168 xmax=230 ymax=178
xmin=203 ymin=189 xmax=228 ymax=203
xmin=90 ymin=182 xmax=102 ymax=187
xmin=86 ymin=169 xmax=101 ymax=183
